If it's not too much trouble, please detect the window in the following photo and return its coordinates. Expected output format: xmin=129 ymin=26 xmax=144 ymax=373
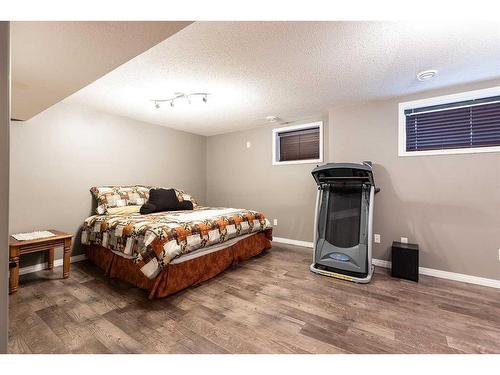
xmin=272 ymin=121 xmax=323 ymax=165
xmin=399 ymin=86 xmax=500 ymax=156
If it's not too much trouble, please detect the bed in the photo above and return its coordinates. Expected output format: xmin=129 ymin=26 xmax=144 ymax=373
xmin=81 ymin=189 xmax=272 ymax=299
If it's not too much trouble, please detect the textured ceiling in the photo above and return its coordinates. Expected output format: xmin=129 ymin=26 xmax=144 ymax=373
xmin=65 ymin=21 xmax=500 ymax=136
xmin=11 ymin=21 xmax=192 ymax=120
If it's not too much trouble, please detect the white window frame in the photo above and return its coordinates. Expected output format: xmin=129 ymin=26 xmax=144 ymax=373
xmin=398 ymin=86 xmax=500 ymax=157
xmin=272 ymin=121 xmax=323 ymax=165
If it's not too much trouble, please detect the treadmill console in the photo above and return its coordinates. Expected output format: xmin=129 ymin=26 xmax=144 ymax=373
xmin=312 ymin=162 xmax=376 ymax=189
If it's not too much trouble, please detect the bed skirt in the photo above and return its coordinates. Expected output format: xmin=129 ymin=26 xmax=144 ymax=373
xmin=84 ymin=228 xmax=273 ymax=299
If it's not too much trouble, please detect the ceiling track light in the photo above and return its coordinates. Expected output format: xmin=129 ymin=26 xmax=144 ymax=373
xmin=151 ymin=92 xmax=210 ymax=109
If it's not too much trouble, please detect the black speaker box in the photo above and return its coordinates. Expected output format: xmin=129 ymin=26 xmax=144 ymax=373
xmin=391 ymin=241 xmax=419 ymax=282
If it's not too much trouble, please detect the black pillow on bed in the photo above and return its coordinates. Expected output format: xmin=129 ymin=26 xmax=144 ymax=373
xmin=139 ymin=202 xmax=158 ymax=214
xmin=140 ymin=188 xmax=193 ymax=214
xmin=148 ymin=188 xmax=180 ymax=211
xmin=177 ymin=200 xmax=194 ymax=211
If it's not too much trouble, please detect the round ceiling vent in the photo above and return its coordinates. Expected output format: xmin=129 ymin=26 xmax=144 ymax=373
xmin=417 ymin=69 xmax=438 ymax=81
xmin=266 ymin=116 xmax=280 ymax=123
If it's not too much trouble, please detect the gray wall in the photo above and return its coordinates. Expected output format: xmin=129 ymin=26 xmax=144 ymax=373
xmin=206 ymin=80 xmax=500 ymax=281
xmin=206 ymin=118 xmax=328 ymax=241
xmin=10 ymin=102 xmax=206 ymax=267
xmin=331 ymin=79 xmax=500 ymax=280
xmin=0 ymin=21 xmax=9 ymax=354
xmin=9 ymin=77 xmax=500 ymax=282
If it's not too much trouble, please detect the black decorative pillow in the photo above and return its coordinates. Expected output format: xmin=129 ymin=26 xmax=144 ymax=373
xmin=139 ymin=202 xmax=157 ymax=215
xmin=140 ymin=188 xmax=194 ymax=214
xmin=148 ymin=188 xmax=181 ymax=211
xmin=177 ymin=200 xmax=194 ymax=210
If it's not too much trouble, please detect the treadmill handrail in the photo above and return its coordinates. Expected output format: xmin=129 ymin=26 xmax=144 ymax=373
xmin=318 ymin=176 xmax=371 ymax=181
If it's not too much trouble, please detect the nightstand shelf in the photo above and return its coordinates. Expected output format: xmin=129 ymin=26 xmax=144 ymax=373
xmin=9 ymin=229 xmax=73 ymax=294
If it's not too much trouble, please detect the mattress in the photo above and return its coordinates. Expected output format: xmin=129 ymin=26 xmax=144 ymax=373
xmin=81 ymin=206 xmax=270 ymax=279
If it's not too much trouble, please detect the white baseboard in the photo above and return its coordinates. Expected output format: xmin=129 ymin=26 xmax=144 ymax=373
xmin=19 ymin=254 xmax=87 ymax=276
xmin=273 ymin=237 xmax=314 ymax=248
xmin=372 ymin=258 xmax=391 ymax=268
xmin=273 ymin=237 xmax=500 ymax=289
xmin=373 ymin=258 xmax=500 ymax=289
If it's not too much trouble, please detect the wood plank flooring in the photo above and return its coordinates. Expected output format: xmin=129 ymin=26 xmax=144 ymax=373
xmin=8 ymin=243 xmax=500 ymax=353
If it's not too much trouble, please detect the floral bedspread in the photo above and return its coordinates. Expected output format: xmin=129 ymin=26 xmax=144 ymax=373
xmin=81 ymin=207 xmax=270 ymax=279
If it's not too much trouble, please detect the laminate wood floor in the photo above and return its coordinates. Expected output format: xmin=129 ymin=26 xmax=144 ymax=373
xmin=8 ymin=243 xmax=500 ymax=354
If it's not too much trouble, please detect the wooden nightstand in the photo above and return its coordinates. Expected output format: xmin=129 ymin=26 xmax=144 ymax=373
xmin=9 ymin=230 xmax=73 ymax=294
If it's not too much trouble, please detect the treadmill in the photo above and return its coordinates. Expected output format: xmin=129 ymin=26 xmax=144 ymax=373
xmin=310 ymin=162 xmax=379 ymax=283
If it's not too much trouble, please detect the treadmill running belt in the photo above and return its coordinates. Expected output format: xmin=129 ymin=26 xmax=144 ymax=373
xmin=325 ymin=186 xmax=362 ymax=249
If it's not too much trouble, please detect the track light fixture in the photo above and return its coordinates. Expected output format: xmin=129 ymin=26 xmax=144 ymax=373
xmin=151 ymin=92 xmax=210 ymax=109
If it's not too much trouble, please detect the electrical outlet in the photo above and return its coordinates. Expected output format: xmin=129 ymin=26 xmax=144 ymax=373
xmin=273 ymin=219 xmax=278 ymax=226
xmin=401 ymin=237 xmax=408 ymax=244
xmin=498 ymin=249 xmax=500 ymax=261
xmin=374 ymin=234 xmax=381 ymax=243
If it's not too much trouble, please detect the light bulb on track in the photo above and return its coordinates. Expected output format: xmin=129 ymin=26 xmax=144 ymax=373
xmin=151 ymin=92 xmax=210 ymax=109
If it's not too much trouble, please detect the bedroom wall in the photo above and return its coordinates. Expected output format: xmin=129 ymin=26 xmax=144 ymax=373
xmin=330 ymin=78 xmax=500 ymax=280
xmin=0 ymin=21 xmax=10 ymax=354
xmin=10 ymin=101 xmax=206 ymax=268
xmin=206 ymin=118 xmax=329 ymax=242
xmin=206 ymin=79 xmax=500 ymax=281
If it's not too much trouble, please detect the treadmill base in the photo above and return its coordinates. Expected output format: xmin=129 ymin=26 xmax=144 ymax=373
xmin=310 ymin=263 xmax=374 ymax=283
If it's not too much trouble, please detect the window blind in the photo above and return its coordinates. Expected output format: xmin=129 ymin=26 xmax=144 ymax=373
xmin=278 ymin=127 xmax=320 ymax=161
xmin=405 ymin=95 xmax=500 ymax=152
